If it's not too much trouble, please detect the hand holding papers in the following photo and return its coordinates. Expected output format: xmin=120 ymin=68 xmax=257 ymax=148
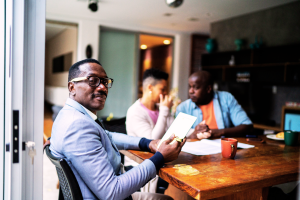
xmin=158 ymin=134 xmax=187 ymax=162
xmin=157 ymin=112 xmax=197 ymax=149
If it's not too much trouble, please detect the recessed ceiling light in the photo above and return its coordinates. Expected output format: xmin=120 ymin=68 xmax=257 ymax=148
xmin=188 ymin=18 xmax=199 ymax=22
xmin=164 ymin=13 xmax=173 ymax=17
xmin=140 ymin=44 xmax=147 ymax=49
xmin=163 ymin=40 xmax=171 ymax=45
xmin=165 ymin=0 xmax=184 ymax=8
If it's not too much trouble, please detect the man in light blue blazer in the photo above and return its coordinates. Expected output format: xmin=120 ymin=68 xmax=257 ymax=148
xmin=50 ymin=59 xmax=185 ymax=200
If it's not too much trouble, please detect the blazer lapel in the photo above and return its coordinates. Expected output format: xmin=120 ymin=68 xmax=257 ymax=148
xmin=65 ymin=98 xmax=119 ymax=152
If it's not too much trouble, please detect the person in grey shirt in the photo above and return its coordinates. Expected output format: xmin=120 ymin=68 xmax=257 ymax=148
xmin=49 ymin=58 xmax=185 ymax=200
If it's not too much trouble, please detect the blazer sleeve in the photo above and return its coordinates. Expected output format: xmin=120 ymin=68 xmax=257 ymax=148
xmin=108 ymin=131 xmax=141 ymax=150
xmin=62 ymin=118 xmax=157 ymax=200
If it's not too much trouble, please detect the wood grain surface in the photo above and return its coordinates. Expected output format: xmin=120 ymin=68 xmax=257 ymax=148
xmin=120 ymin=136 xmax=300 ymax=200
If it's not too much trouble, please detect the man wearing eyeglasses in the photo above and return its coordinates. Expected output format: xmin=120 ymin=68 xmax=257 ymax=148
xmin=49 ymin=58 xmax=185 ymax=200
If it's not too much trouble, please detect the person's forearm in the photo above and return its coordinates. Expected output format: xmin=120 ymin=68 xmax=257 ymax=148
xmin=149 ymin=152 xmax=165 ymax=173
xmin=139 ymin=138 xmax=165 ymax=172
xmin=211 ymin=124 xmax=253 ymax=138
xmin=151 ymin=106 xmax=171 ymax=139
xmin=139 ymin=137 xmax=151 ymax=151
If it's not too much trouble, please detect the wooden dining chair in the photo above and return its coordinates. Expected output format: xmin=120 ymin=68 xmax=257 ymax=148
xmin=44 ymin=144 xmax=83 ymax=200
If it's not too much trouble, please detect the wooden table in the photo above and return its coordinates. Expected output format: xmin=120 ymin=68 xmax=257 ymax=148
xmin=120 ymin=136 xmax=300 ymax=200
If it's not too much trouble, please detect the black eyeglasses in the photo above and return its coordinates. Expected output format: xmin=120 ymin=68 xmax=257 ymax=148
xmin=70 ymin=76 xmax=114 ymax=88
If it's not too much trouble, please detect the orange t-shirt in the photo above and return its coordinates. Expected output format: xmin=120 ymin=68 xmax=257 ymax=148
xmin=199 ymin=100 xmax=218 ymax=129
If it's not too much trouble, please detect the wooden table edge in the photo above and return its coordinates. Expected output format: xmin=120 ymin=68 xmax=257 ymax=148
xmin=120 ymin=150 xmax=300 ymax=200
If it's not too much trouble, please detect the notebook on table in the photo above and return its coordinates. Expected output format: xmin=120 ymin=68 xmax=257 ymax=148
xmin=157 ymin=112 xmax=197 ymax=149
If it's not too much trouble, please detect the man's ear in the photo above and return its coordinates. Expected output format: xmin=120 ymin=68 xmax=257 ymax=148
xmin=207 ymin=85 xmax=212 ymax=94
xmin=147 ymin=84 xmax=153 ymax=93
xmin=68 ymin=82 xmax=76 ymax=96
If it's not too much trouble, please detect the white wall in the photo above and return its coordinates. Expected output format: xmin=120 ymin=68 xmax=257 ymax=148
xmin=46 ymin=15 xmax=192 ymax=102
xmin=45 ymin=28 xmax=77 ymax=87
xmin=45 ymin=86 xmax=69 ymax=107
xmin=77 ymin=20 xmax=99 ymax=61
xmin=172 ymin=34 xmax=191 ymax=101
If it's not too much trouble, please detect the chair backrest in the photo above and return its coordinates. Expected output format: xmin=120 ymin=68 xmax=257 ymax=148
xmin=101 ymin=117 xmax=127 ymax=134
xmin=44 ymin=145 xmax=83 ymax=200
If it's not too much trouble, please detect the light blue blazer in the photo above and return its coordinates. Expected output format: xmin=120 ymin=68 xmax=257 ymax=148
xmin=50 ymin=98 xmax=157 ymax=200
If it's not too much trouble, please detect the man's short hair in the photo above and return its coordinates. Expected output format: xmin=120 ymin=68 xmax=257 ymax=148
xmin=191 ymin=70 xmax=214 ymax=87
xmin=68 ymin=58 xmax=102 ymax=82
xmin=142 ymin=68 xmax=169 ymax=91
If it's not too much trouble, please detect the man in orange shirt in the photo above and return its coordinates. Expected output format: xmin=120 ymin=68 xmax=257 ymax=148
xmin=176 ymin=71 xmax=253 ymax=139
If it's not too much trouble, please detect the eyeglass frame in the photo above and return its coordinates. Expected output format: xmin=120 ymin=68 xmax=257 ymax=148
xmin=70 ymin=76 xmax=114 ymax=88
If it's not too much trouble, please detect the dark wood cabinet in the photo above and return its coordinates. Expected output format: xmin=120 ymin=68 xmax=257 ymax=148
xmin=200 ymin=44 xmax=300 ymax=131
xmin=201 ymin=44 xmax=300 ymax=85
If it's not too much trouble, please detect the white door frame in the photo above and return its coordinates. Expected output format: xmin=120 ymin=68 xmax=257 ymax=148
xmin=3 ymin=0 xmax=45 ymax=199
xmin=0 ymin=0 xmax=5 ymax=198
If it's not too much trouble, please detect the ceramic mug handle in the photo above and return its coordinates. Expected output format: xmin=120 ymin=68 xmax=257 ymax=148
xmin=230 ymin=144 xmax=235 ymax=157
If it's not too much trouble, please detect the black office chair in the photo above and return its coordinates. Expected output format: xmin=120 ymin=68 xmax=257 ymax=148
xmin=101 ymin=117 xmax=127 ymax=134
xmin=44 ymin=144 xmax=83 ymax=200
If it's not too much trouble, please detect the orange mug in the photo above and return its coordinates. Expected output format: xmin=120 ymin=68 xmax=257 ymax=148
xmin=221 ymin=138 xmax=238 ymax=159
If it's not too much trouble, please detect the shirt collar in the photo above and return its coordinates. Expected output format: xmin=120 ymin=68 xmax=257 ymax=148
xmin=81 ymin=105 xmax=98 ymax=120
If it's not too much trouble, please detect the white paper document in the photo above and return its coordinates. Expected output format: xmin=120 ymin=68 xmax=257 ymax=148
xmin=157 ymin=112 xmax=197 ymax=149
xmin=181 ymin=139 xmax=255 ymax=156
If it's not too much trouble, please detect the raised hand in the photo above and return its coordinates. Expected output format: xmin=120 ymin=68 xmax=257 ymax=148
xmin=158 ymin=134 xmax=186 ymax=163
xmin=160 ymin=94 xmax=173 ymax=110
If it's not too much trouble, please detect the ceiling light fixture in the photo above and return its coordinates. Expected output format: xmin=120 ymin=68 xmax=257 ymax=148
xmin=88 ymin=0 xmax=98 ymax=12
xmin=164 ymin=13 xmax=173 ymax=17
xmin=140 ymin=44 xmax=147 ymax=50
xmin=165 ymin=0 xmax=184 ymax=8
xmin=163 ymin=40 xmax=171 ymax=45
xmin=188 ymin=18 xmax=199 ymax=22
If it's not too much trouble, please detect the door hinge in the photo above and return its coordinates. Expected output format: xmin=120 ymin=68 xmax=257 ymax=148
xmin=6 ymin=143 xmax=10 ymax=152
xmin=13 ymin=110 xmax=19 ymax=163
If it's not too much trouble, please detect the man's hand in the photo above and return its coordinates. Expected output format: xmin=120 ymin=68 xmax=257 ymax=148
xmin=149 ymin=139 xmax=160 ymax=153
xmin=195 ymin=120 xmax=210 ymax=133
xmin=187 ymin=120 xmax=211 ymax=139
xmin=160 ymin=94 xmax=173 ymax=110
xmin=194 ymin=120 xmax=211 ymax=139
xmin=157 ymin=134 xmax=186 ymax=163
xmin=196 ymin=131 xmax=211 ymax=139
